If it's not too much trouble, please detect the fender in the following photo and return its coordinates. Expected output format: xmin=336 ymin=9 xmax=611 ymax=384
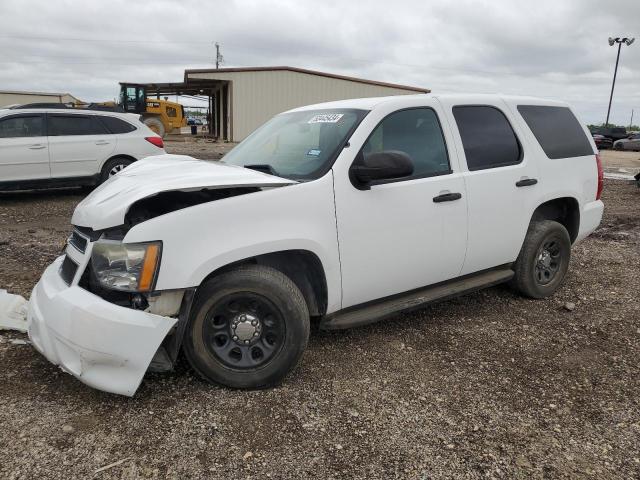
xmin=123 ymin=172 xmax=343 ymax=313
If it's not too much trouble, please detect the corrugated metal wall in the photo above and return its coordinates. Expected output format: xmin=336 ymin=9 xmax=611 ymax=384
xmin=188 ymin=70 xmax=425 ymax=141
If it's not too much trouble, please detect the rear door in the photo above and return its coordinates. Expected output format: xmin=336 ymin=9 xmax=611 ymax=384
xmin=0 ymin=113 xmax=49 ymax=182
xmin=438 ymin=97 xmax=540 ymax=275
xmin=47 ymin=114 xmax=116 ymax=178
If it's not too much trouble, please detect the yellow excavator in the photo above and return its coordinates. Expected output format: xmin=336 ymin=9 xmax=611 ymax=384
xmin=87 ymin=83 xmax=187 ymax=137
xmin=117 ymin=83 xmax=187 ymax=137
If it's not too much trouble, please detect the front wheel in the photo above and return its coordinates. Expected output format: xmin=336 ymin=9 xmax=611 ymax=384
xmin=511 ymin=220 xmax=571 ymax=299
xmin=143 ymin=116 xmax=166 ymax=137
xmin=183 ymin=265 xmax=310 ymax=389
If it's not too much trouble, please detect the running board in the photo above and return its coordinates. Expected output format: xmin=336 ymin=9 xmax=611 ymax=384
xmin=320 ymin=268 xmax=514 ymax=330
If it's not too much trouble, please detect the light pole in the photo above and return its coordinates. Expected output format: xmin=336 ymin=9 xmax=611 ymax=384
xmin=605 ymin=37 xmax=634 ymax=126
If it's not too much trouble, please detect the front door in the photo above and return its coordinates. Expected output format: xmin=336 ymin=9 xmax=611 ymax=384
xmin=333 ymin=103 xmax=468 ymax=309
xmin=0 ymin=113 xmax=49 ymax=183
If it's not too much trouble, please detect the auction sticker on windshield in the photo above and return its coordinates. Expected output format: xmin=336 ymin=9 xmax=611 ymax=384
xmin=308 ymin=113 xmax=344 ymax=124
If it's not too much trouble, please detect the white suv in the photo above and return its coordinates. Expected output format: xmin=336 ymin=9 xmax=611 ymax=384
xmin=27 ymin=94 xmax=604 ymax=396
xmin=0 ymin=107 xmax=165 ymax=190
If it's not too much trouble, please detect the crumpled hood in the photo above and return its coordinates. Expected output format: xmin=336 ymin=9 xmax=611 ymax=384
xmin=72 ymin=155 xmax=295 ymax=230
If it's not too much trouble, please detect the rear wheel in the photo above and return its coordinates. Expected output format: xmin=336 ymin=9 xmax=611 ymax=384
xmin=143 ymin=116 xmax=166 ymax=137
xmin=183 ymin=265 xmax=310 ymax=389
xmin=99 ymin=157 xmax=133 ymax=183
xmin=511 ymin=220 xmax=571 ymax=299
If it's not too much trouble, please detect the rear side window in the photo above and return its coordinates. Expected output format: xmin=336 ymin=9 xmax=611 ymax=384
xmin=0 ymin=115 xmax=43 ymax=138
xmin=99 ymin=116 xmax=137 ymax=134
xmin=48 ymin=115 xmax=108 ymax=136
xmin=453 ymin=106 xmax=522 ymax=171
xmin=517 ymin=106 xmax=594 ymax=159
xmin=362 ymin=108 xmax=450 ymax=179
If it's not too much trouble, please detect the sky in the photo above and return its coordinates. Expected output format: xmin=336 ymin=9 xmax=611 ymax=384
xmin=0 ymin=0 xmax=638 ymax=125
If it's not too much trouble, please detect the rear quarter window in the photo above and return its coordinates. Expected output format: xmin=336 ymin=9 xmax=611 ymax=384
xmin=99 ymin=116 xmax=137 ymax=134
xmin=517 ymin=105 xmax=594 ymax=159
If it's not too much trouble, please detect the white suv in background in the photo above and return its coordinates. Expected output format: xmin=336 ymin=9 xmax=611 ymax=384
xmin=0 ymin=107 xmax=166 ymax=191
xmin=28 ymin=94 xmax=603 ymax=396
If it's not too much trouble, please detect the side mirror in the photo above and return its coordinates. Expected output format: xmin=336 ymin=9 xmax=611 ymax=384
xmin=350 ymin=150 xmax=414 ymax=190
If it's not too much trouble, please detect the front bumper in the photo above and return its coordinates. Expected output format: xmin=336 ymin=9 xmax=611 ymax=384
xmin=27 ymin=256 xmax=177 ymax=396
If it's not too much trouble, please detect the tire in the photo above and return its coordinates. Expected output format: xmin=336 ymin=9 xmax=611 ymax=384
xmin=100 ymin=157 xmax=134 ymax=183
xmin=183 ymin=265 xmax=310 ymax=389
xmin=143 ymin=116 xmax=166 ymax=137
xmin=511 ymin=220 xmax=571 ymax=299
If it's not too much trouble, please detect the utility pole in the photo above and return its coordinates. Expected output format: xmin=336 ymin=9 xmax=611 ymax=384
xmin=605 ymin=37 xmax=634 ymax=126
xmin=630 ymin=109 xmax=634 ymax=130
xmin=215 ymin=42 xmax=224 ymax=69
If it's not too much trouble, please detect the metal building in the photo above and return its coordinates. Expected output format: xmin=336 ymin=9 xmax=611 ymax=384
xmin=181 ymin=66 xmax=429 ymax=142
xmin=0 ymin=90 xmax=79 ymax=108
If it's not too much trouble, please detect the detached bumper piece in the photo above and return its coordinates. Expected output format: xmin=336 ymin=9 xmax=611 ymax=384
xmin=27 ymin=256 xmax=177 ymax=396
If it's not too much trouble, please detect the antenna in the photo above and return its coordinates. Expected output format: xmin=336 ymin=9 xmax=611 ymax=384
xmin=215 ymin=42 xmax=224 ymax=69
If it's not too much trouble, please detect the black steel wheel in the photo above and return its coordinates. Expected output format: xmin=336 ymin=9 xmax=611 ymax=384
xmin=183 ymin=265 xmax=310 ymax=389
xmin=511 ymin=220 xmax=571 ymax=299
xmin=203 ymin=292 xmax=286 ymax=370
xmin=534 ymin=238 xmax=564 ymax=285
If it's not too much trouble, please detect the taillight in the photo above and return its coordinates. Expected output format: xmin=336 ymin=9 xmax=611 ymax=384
xmin=595 ymin=153 xmax=603 ymax=200
xmin=145 ymin=136 xmax=164 ymax=148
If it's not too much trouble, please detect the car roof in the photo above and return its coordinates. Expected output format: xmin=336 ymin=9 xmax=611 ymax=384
xmin=285 ymin=93 xmax=571 ymax=113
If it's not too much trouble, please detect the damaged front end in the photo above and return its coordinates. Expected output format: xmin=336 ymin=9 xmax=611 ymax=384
xmin=28 ymin=155 xmax=296 ymax=395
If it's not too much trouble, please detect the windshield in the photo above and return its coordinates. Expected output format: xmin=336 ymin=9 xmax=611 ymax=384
xmin=223 ymin=108 xmax=367 ymax=180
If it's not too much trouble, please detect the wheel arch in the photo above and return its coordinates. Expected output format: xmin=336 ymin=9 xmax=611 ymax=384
xmin=99 ymin=154 xmax=137 ymax=175
xmin=529 ymin=196 xmax=580 ymax=243
xmin=198 ymin=249 xmax=329 ymax=317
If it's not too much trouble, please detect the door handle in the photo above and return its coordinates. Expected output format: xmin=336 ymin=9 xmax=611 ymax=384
xmin=95 ymin=141 xmax=110 ymax=145
xmin=516 ymin=178 xmax=538 ymax=187
xmin=433 ymin=192 xmax=462 ymax=203
xmin=28 ymin=144 xmax=46 ymax=150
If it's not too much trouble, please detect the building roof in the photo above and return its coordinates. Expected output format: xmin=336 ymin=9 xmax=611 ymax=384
xmin=184 ymin=66 xmax=430 ymax=93
xmin=0 ymin=90 xmax=78 ymax=98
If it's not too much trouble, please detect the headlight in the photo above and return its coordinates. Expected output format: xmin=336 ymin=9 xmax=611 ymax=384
xmin=91 ymin=240 xmax=161 ymax=292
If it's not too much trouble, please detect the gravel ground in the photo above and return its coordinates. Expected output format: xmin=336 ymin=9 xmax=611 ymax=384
xmin=0 ymin=146 xmax=639 ymax=479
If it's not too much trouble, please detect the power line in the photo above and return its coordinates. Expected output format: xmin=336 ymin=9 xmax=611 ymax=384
xmin=0 ymin=34 xmax=212 ymax=44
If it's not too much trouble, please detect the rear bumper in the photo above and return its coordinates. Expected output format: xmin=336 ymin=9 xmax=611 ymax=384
xmin=27 ymin=256 xmax=177 ymax=396
xmin=576 ymin=200 xmax=604 ymax=242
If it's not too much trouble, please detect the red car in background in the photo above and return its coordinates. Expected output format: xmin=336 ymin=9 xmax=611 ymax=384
xmin=592 ymin=134 xmax=613 ymax=150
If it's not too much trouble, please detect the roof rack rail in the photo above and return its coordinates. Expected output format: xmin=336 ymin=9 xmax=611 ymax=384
xmin=10 ymin=103 xmax=71 ymax=109
xmin=10 ymin=102 xmax=126 ymax=113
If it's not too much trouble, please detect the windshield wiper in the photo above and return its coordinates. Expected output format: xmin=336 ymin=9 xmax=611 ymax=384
xmin=243 ymin=164 xmax=280 ymax=177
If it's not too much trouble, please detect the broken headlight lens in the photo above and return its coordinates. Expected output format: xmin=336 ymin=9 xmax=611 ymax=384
xmin=91 ymin=240 xmax=162 ymax=292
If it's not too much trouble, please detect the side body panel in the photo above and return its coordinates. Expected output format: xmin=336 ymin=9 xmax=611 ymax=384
xmin=500 ymin=97 xmax=601 ymax=242
xmin=123 ymin=174 xmax=343 ymax=313
xmin=110 ymin=129 xmax=164 ymax=162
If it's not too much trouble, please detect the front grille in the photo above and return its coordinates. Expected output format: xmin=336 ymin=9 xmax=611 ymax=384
xmin=59 ymin=255 xmax=78 ymax=285
xmin=69 ymin=229 xmax=88 ymax=253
